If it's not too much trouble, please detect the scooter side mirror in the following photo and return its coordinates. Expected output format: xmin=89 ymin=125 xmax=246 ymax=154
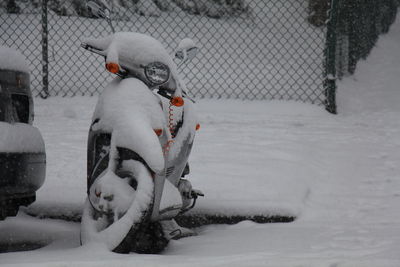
xmin=87 ymin=1 xmax=111 ymax=20
xmin=175 ymin=38 xmax=199 ymax=63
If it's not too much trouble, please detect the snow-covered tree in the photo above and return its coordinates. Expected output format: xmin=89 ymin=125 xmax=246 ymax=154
xmin=7 ymin=0 xmax=251 ymax=19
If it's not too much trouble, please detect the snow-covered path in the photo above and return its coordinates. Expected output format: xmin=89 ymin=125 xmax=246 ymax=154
xmin=1 ymin=14 xmax=400 ymax=267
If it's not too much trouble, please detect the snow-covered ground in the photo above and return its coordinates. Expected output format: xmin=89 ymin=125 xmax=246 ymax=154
xmin=1 ymin=14 xmax=400 ymax=267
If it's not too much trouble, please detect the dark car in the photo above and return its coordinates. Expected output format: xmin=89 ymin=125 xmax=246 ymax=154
xmin=0 ymin=46 xmax=46 ymax=220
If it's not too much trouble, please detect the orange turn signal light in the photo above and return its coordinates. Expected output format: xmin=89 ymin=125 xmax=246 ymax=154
xmin=106 ymin=62 xmax=120 ymax=74
xmin=171 ymin=96 xmax=184 ymax=107
xmin=154 ymin=128 xmax=163 ymax=136
xmin=196 ymin=123 xmax=200 ymax=131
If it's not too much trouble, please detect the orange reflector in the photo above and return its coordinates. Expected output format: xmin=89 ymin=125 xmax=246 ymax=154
xmin=196 ymin=123 xmax=200 ymax=131
xmin=154 ymin=128 xmax=163 ymax=136
xmin=106 ymin=62 xmax=120 ymax=74
xmin=171 ymin=96 xmax=184 ymax=107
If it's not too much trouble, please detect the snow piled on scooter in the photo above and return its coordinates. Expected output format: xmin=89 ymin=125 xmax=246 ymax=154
xmin=83 ymin=32 xmax=173 ymax=66
xmin=91 ymin=77 xmax=166 ymax=173
xmin=83 ymin=32 xmax=180 ymax=95
xmin=81 ymin=77 xmax=166 ymax=250
xmin=87 ymin=170 xmax=136 ymax=219
xmin=81 ymin=160 xmax=154 ymax=251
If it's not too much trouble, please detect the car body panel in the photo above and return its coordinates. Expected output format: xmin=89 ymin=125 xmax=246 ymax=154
xmin=0 ymin=46 xmax=46 ymax=220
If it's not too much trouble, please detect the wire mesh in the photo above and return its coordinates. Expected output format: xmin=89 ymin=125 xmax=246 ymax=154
xmin=1 ymin=0 xmax=330 ymax=103
xmin=0 ymin=2 xmax=42 ymax=97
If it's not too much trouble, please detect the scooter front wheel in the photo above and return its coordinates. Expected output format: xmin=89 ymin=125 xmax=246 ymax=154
xmin=80 ymin=160 xmax=167 ymax=253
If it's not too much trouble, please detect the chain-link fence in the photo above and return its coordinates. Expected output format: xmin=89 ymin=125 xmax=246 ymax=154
xmin=0 ymin=2 xmax=42 ymax=96
xmin=0 ymin=0 xmax=328 ymax=102
xmin=0 ymin=0 xmax=398 ymax=113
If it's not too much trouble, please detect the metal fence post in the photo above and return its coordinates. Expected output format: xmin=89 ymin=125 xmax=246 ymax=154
xmin=41 ymin=0 xmax=49 ymax=98
xmin=324 ymin=0 xmax=339 ymax=114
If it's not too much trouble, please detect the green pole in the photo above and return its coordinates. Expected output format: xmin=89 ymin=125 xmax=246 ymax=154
xmin=324 ymin=0 xmax=339 ymax=114
xmin=41 ymin=0 xmax=49 ymax=98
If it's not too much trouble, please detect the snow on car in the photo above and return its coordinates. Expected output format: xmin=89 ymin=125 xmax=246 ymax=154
xmin=0 ymin=45 xmax=46 ymax=220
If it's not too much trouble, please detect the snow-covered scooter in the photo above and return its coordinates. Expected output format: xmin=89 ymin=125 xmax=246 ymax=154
xmin=80 ymin=1 xmax=203 ymax=254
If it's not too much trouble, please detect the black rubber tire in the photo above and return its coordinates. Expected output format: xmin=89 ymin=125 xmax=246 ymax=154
xmin=113 ymin=221 xmax=169 ymax=254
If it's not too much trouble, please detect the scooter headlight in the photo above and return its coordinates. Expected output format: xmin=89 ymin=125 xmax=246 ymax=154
xmin=144 ymin=62 xmax=170 ymax=86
